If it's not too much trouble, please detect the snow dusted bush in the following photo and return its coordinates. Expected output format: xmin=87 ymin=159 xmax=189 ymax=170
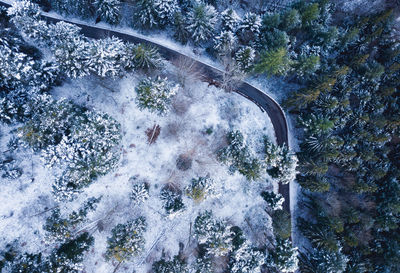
xmin=191 ymin=256 xmax=213 ymax=273
xmin=264 ymin=137 xmax=298 ymax=184
xmin=213 ymin=31 xmax=237 ymax=55
xmin=229 ymin=242 xmax=266 ymax=273
xmin=267 ymin=238 xmax=299 ymax=273
xmin=130 ymin=180 xmax=150 ymax=205
xmin=235 ymin=46 xmax=255 ymax=73
xmin=105 ymin=217 xmax=147 ymax=262
xmin=135 ymin=76 xmax=179 ymax=115
xmin=186 ymin=1 xmax=218 ymax=44
xmin=221 ymin=8 xmax=241 ymax=32
xmin=95 ymin=0 xmax=121 ymax=25
xmin=261 ymin=191 xmax=284 ymax=211
xmin=185 ymin=176 xmax=217 ymax=203
xmin=160 ymin=185 xmax=185 ymax=216
xmin=194 ymin=210 xmax=234 ymax=257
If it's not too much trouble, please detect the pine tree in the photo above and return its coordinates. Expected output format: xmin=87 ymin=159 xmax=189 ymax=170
xmin=220 ymin=8 xmax=240 ymax=32
xmin=172 ymin=11 xmax=189 ymax=44
xmin=185 ymin=176 xmax=216 ymax=203
xmin=160 ymin=185 xmax=185 ymax=216
xmin=281 ymin=8 xmax=301 ymax=31
xmin=235 ymin=46 xmax=255 ymax=73
xmin=130 ymin=181 xmax=150 ymax=205
xmin=267 ymin=238 xmax=299 ymax=273
xmin=126 ymin=43 xmax=164 ymax=71
xmin=261 ymin=191 xmax=284 ymax=211
xmin=213 ymin=30 xmax=237 ymax=55
xmin=153 ymin=0 xmax=179 ymax=27
xmin=237 ymin=12 xmax=261 ymax=45
xmin=191 ymin=256 xmax=213 ymax=273
xmin=95 ymin=0 xmax=121 ymax=25
xmin=135 ymin=76 xmax=179 ymax=115
xmin=186 ymin=1 xmax=218 ymax=44
xmin=105 ymin=217 xmax=147 ymax=262
xmin=295 ymin=54 xmax=320 ymax=77
xmin=194 ymin=210 xmax=233 ymax=257
xmin=299 ymin=248 xmax=348 ymax=273
xmin=229 ymin=242 xmax=265 ymax=273
xmin=135 ymin=0 xmax=158 ymax=28
xmin=152 ymin=255 xmax=189 ymax=273
xmin=254 ymin=47 xmax=292 ymax=76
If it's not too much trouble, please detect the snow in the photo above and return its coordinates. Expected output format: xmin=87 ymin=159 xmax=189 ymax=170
xmin=1 ymin=60 xmax=277 ymax=271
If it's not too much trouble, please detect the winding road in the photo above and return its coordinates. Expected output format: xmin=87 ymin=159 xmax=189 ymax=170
xmin=0 ymin=0 xmax=291 ymax=214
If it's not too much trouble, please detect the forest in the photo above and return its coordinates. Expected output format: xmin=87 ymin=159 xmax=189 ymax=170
xmin=0 ymin=0 xmax=399 ymax=272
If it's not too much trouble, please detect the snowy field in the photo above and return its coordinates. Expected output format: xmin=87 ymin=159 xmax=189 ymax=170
xmin=0 ymin=62 xmax=277 ymax=272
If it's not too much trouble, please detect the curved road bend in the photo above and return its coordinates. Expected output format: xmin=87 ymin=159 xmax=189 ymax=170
xmin=0 ymin=1 xmax=291 ymax=214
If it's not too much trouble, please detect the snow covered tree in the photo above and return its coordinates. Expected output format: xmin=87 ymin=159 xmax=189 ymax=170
xmin=152 ymin=255 xmax=189 ymax=273
xmin=185 ymin=176 xmax=216 ymax=203
xmin=295 ymin=53 xmax=320 ymax=77
xmin=105 ymin=217 xmax=147 ymax=262
xmin=130 ymin=181 xmax=150 ymax=205
xmin=254 ymin=47 xmax=292 ymax=76
xmin=160 ymin=185 xmax=185 ymax=216
xmin=220 ymin=8 xmax=240 ymax=32
xmin=267 ymin=238 xmax=299 ymax=273
xmin=264 ymin=137 xmax=298 ymax=184
xmin=95 ymin=0 xmax=121 ymax=25
xmin=135 ymin=76 xmax=179 ymax=115
xmin=194 ymin=210 xmax=233 ymax=257
xmin=213 ymin=31 xmax=237 ymax=56
xmin=126 ymin=43 xmax=164 ymax=71
xmin=281 ymin=8 xmax=301 ymax=31
xmin=218 ymin=130 xmax=262 ymax=181
xmin=191 ymin=256 xmax=213 ymax=273
xmin=172 ymin=11 xmax=189 ymax=44
xmin=186 ymin=1 xmax=218 ymax=44
xmin=261 ymin=191 xmax=284 ymax=211
xmin=153 ymin=0 xmax=179 ymax=27
xmin=229 ymin=242 xmax=265 ymax=273
xmin=235 ymin=46 xmax=255 ymax=73
xmin=43 ymin=197 xmax=101 ymax=243
xmin=259 ymin=29 xmax=289 ymax=51
xmin=85 ymin=37 xmax=125 ymax=77
xmin=237 ymin=12 xmax=261 ymax=45
xmin=135 ymin=0 xmax=158 ymax=28
xmin=299 ymin=248 xmax=348 ymax=273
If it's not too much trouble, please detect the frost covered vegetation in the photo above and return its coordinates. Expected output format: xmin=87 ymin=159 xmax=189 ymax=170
xmin=0 ymin=1 xmax=299 ymax=272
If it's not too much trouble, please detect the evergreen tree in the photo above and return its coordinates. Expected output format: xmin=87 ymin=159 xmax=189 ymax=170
xmin=160 ymin=185 xmax=185 ymax=216
xmin=135 ymin=0 xmax=158 ymax=28
xmin=299 ymin=248 xmax=348 ymax=273
xmin=295 ymin=53 xmax=320 ymax=77
xmin=281 ymin=8 xmax=301 ymax=31
xmin=152 ymin=255 xmax=189 ymax=273
xmin=185 ymin=176 xmax=216 ymax=203
xmin=153 ymin=0 xmax=179 ymax=27
xmin=172 ymin=11 xmax=189 ymax=44
xmin=191 ymin=256 xmax=213 ymax=273
xmin=105 ymin=217 xmax=147 ymax=262
xmin=254 ymin=47 xmax=292 ymax=76
xmin=213 ymin=30 xmax=237 ymax=55
xmin=95 ymin=0 xmax=121 ymax=25
xmin=229 ymin=242 xmax=265 ymax=273
xmin=272 ymin=209 xmax=291 ymax=240
xmin=220 ymin=8 xmax=240 ymax=32
xmin=130 ymin=181 xmax=150 ymax=205
xmin=135 ymin=76 xmax=179 ymax=115
xmin=235 ymin=46 xmax=255 ymax=73
xmin=267 ymin=238 xmax=298 ymax=273
xmin=194 ymin=210 xmax=233 ymax=257
xmin=126 ymin=43 xmax=164 ymax=71
xmin=261 ymin=191 xmax=284 ymax=211
xmin=186 ymin=1 xmax=218 ymax=44
xmin=237 ymin=12 xmax=261 ymax=45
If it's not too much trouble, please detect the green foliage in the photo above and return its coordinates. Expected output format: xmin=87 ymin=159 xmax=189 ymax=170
xmin=172 ymin=11 xmax=189 ymax=44
xmin=266 ymin=238 xmax=298 ymax=272
xmin=261 ymin=191 xmax=284 ymax=210
xmin=272 ymin=209 xmax=291 ymax=240
xmin=105 ymin=217 xmax=147 ymax=262
xmin=186 ymin=1 xmax=217 ymax=44
xmin=281 ymin=8 xmax=301 ymax=31
xmin=300 ymin=3 xmax=320 ymax=26
xmin=295 ymin=54 xmax=320 ymax=77
xmin=135 ymin=76 xmax=178 ymax=115
xmin=299 ymin=248 xmax=348 ymax=273
xmin=128 ymin=44 xmax=164 ymax=71
xmin=95 ymin=0 xmax=121 ymax=25
xmin=185 ymin=176 xmax=215 ymax=203
xmin=254 ymin=47 xmax=292 ymax=76
xmin=218 ymin=130 xmax=262 ymax=181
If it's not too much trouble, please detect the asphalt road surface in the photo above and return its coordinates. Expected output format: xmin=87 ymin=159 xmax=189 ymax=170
xmin=0 ymin=0 xmax=291 ymax=214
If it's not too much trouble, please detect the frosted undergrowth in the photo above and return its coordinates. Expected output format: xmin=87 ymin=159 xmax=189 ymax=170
xmin=0 ymin=62 xmax=276 ymax=272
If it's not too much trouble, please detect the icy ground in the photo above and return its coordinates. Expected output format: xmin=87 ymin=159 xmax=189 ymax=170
xmin=0 ymin=63 xmax=277 ymax=272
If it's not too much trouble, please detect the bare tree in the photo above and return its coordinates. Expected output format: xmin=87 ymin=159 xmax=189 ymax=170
xmin=171 ymin=56 xmax=204 ymax=88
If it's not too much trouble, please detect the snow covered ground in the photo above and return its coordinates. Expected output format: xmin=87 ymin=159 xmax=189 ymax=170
xmin=0 ymin=62 xmax=277 ymax=272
